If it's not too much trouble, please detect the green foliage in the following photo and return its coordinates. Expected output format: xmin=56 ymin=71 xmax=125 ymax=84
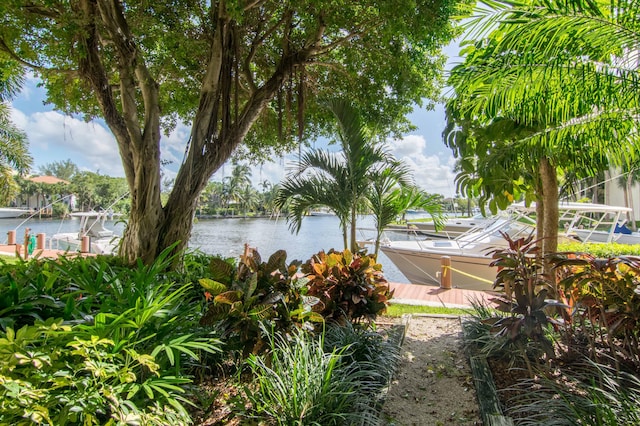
xmin=0 ymin=257 xmax=66 ymax=331
xmin=199 ymin=247 xmax=321 ymax=355
xmin=301 ymin=249 xmax=394 ymax=324
xmin=241 ymin=328 xmax=381 ymax=425
xmin=386 ymin=303 xmax=471 ymax=317
xmin=557 ymin=241 xmax=640 ymax=258
xmin=484 ymin=234 xmax=568 ymax=367
xmin=551 ymin=253 xmax=640 ymax=369
xmin=0 ymin=249 xmax=224 ymax=424
xmin=507 ymin=361 xmax=640 ymax=425
xmin=323 ymin=321 xmax=401 ymax=392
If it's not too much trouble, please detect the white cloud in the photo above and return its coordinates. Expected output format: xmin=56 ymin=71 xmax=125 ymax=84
xmin=389 ymin=135 xmax=458 ymax=198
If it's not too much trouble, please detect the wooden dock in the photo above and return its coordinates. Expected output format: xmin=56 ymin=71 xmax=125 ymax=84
xmin=0 ymin=244 xmax=95 ymax=260
xmin=388 ymin=281 xmax=496 ymax=308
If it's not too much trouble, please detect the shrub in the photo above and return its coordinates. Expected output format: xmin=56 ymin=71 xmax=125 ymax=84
xmin=301 ymin=249 xmax=393 ymax=323
xmin=482 ymin=234 xmax=568 ymax=370
xmin=199 ymin=247 xmax=322 ymax=356
xmin=507 ymin=361 xmax=640 ymax=425
xmin=241 ymin=327 xmax=380 ymax=425
xmin=551 ymin=253 xmax=640 ymax=369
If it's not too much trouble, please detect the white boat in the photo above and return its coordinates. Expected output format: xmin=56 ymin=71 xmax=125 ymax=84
xmin=51 ymin=212 xmax=121 ymax=254
xmin=406 ymin=213 xmax=493 ymax=239
xmin=381 ymin=215 xmax=535 ymax=291
xmin=382 ymin=201 xmax=640 ymax=291
xmin=0 ymin=207 xmax=30 ymax=219
xmin=513 ymin=201 xmax=640 ymax=245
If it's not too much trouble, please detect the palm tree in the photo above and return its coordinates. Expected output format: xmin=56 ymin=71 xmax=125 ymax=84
xmin=447 ymin=0 xmax=640 ymax=263
xmin=367 ymin=164 xmax=445 ymax=255
xmin=277 ymin=99 xmax=393 ymax=252
xmin=0 ymin=61 xmax=32 ymax=205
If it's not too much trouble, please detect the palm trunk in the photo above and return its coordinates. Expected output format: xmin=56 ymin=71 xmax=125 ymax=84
xmin=539 ymin=157 xmax=559 ymax=293
xmin=627 ymin=173 xmax=637 ymax=230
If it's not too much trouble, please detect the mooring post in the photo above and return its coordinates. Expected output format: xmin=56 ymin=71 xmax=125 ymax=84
xmin=36 ymin=233 xmax=46 ymax=250
xmin=7 ymin=230 xmax=16 ymax=245
xmin=80 ymin=236 xmax=91 ymax=253
xmin=440 ymin=256 xmax=452 ymax=289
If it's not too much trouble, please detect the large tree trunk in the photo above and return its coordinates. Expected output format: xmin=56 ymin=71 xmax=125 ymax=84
xmin=74 ymin=1 xmax=326 ymax=265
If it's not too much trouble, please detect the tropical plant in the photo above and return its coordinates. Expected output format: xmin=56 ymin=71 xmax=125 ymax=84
xmin=367 ymin=169 xmax=444 ymax=255
xmin=551 ymin=253 xmax=640 ymax=369
xmin=506 ymin=361 xmax=640 ymax=425
xmin=445 ymin=0 xmax=640 ymax=261
xmin=301 ymin=249 xmax=393 ymax=324
xmin=0 ymin=1 xmax=465 ymax=264
xmin=277 ymin=99 xmax=388 ymax=252
xmin=0 ymin=59 xmax=31 ymax=205
xmin=0 ymin=250 xmax=224 ymax=425
xmin=323 ymin=321 xmax=402 ymax=391
xmin=0 ymin=257 xmax=66 ymax=331
xmin=199 ymin=247 xmax=322 ymax=355
xmin=241 ymin=328 xmax=382 ymax=425
xmin=486 ymin=234 xmax=568 ymax=371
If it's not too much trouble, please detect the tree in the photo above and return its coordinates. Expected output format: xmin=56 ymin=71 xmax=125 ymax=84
xmin=0 ymin=1 xmax=464 ymax=264
xmin=39 ymin=159 xmax=79 ymax=181
xmin=277 ymin=99 xmax=426 ymax=253
xmin=0 ymin=59 xmax=31 ymax=205
xmin=367 ymin=166 xmax=444 ymax=255
xmin=445 ymin=0 xmax=640 ymax=263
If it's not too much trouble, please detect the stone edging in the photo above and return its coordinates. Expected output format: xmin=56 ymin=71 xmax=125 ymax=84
xmin=462 ymin=320 xmax=515 ymax=426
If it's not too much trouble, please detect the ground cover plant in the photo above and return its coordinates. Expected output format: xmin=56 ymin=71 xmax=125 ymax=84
xmin=0 ymin=246 xmax=397 ymax=425
xmin=464 ymin=237 xmax=640 ymax=423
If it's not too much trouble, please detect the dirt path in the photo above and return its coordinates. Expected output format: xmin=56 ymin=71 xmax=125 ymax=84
xmin=381 ymin=315 xmax=482 ymax=426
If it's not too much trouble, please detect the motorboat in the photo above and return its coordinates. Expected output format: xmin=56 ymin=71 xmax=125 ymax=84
xmin=380 ymin=215 xmax=535 ymax=291
xmin=381 ymin=201 xmax=639 ymax=291
xmin=51 ymin=211 xmax=121 ymax=254
xmin=0 ymin=207 xmax=30 ymax=219
xmin=406 ymin=213 xmax=493 ymax=239
xmin=512 ymin=201 xmax=640 ymax=245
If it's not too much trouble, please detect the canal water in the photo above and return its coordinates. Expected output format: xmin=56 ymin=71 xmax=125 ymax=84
xmin=0 ymin=214 xmax=414 ymax=283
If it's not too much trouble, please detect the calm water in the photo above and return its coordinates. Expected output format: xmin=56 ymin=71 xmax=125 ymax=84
xmin=0 ymin=214 xmax=412 ymax=283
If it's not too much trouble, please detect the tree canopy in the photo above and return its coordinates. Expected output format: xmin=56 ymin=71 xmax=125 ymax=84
xmin=0 ymin=0 xmax=467 ymax=263
xmin=445 ymin=0 xmax=640 ymax=258
xmin=0 ymin=58 xmax=31 ymax=205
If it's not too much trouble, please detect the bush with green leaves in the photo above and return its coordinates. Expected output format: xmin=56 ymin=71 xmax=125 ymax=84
xmin=0 ymin=248 xmax=224 ymax=424
xmin=240 ymin=327 xmax=383 ymax=425
xmin=0 ymin=285 xmax=222 ymax=425
xmin=551 ymin=253 xmax=640 ymax=369
xmin=323 ymin=321 xmax=401 ymax=393
xmin=199 ymin=247 xmax=323 ymax=356
xmin=301 ymin=249 xmax=393 ymax=324
xmin=506 ymin=361 xmax=640 ymax=425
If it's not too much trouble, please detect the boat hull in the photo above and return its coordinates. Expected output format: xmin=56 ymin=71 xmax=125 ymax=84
xmin=0 ymin=208 xmax=29 ymax=219
xmin=381 ymin=245 xmax=497 ymax=291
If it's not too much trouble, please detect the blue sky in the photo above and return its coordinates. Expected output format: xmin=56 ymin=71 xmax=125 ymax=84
xmin=9 ymin=42 xmax=463 ymax=198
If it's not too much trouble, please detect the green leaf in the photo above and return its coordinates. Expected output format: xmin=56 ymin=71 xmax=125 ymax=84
xmin=198 ymin=278 xmax=227 ymax=296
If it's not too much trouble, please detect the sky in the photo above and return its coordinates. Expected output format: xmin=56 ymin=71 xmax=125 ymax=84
xmin=9 ymin=43 xmax=463 ymax=198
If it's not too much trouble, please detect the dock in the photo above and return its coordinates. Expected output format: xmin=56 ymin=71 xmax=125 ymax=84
xmin=388 ymin=281 xmax=496 ymax=308
xmin=0 ymin=244 xmax=96 ymax=260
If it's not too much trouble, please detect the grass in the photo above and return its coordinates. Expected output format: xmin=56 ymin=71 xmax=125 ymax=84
xmin=385 ymin=303 xmax=472 ymax=317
